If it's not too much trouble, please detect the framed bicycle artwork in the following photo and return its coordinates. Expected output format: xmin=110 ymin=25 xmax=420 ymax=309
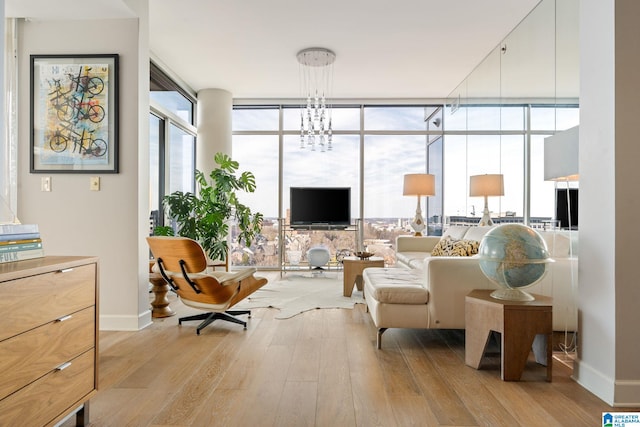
xmin=30 ymin=54 xmax=119 ymax=173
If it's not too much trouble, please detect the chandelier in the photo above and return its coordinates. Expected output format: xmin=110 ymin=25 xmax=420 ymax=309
xmin=297 ymin=47 xmax=336 ymax=152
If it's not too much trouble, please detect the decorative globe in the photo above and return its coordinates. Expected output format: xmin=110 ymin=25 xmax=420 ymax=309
xmin=478 ymin=224 xmax=552 ymax=301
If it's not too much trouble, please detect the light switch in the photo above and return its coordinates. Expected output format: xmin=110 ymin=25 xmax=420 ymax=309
xmin=41 ymin=176 xmax=51 ymax=192
xmin=90 ymin=176 xmax=100 ymax=191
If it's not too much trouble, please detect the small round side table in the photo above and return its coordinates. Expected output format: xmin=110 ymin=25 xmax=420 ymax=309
xmin=342 ymin=256 xmax=384 ymax=297
xmin=149 ymin=260 xmax=176 ymax=318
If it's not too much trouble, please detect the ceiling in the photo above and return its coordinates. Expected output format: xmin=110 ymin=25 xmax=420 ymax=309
xmin=7 ymin=0 xmax=541 ymax=100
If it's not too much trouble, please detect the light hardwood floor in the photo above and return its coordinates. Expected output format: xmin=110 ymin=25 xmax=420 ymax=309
xmin=67 ymin=274 xmax=633 ymax=427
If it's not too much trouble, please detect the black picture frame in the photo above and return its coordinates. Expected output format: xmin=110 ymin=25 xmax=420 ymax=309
xmin=30 ymin=54 xmax=119 ymax=173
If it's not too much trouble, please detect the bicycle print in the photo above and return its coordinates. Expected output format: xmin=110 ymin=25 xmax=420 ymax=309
xmin=31 ymin=54 xmax=119 ymax=173
xmin=49 ymin=127 xmax=107 ymax=158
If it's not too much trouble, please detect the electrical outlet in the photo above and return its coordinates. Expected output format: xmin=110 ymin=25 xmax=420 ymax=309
xmin=90 ymin=176 xmax=100 ymax=191
xmin=41 ymin=176 xmax=51 ymax=192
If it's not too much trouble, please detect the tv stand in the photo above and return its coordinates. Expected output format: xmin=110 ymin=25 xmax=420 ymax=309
xmin=290 ymin=224 xmax=349 ymax=231
xmin=279 ymin=219 xmax=362 ymax=274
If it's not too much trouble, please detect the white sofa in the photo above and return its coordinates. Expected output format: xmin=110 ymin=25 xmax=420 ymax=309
xmin=364 ymin=225 xmax=578 ymax=348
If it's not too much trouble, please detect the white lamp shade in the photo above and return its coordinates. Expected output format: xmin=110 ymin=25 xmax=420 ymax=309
xmin=403 ymin=174 xmax=435 ymax=196
xmin=469 ymin=174 xmax=504 ymax=197
xmin=544 ymin=126 xmax=579 ymax=181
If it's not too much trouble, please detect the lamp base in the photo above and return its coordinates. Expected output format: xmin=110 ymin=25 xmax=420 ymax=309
xmin=410 ymin=218 xmax=425 ymax=236
xmin=409 ymin=196 xmax=426 ymax=236
xmin=478 ymin=210 xmax=494 ymax=226
xmin=477 ymin=197 xmax=494 ymax=226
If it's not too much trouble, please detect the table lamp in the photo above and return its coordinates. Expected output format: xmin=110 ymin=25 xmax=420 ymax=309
xmin=469 ymin=174 xmax=504 ymax=226
xmin=544 ymin=126 xmax=579 ymax=183
xmin=403 ymin=173 xmax=435 ymax=236
xmin=544 ymin=126 xmax=579 ymax=358
xmin=545 ymin=126 xmax=579 ymax=230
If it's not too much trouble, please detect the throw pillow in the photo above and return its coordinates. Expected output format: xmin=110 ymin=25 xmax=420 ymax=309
xmin=431 ymin=236 xmax=480 ymax=257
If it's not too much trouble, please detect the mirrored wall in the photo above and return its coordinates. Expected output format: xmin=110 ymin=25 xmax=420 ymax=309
xmin=431 ymin=0 xmax=579 ymax=229
xmin=446 ymin=0 xmax=578 ymax=115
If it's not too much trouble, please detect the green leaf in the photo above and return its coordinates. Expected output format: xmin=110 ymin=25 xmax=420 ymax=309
xmin=214 ymin=152 xmax=239 ymax=173
xmin=153 ymin=226 xmax=175 ymax=236
xmin=239 ymin=171 xmax=257 ymax=192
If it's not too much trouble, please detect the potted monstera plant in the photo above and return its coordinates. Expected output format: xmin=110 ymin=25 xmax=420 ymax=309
xmin=154 ymin=152 xmax=263 ymax=264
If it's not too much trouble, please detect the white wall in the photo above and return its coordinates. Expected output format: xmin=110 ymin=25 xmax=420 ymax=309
xmin=612 ymin=0 xmax=640 ymax=405
xmin=17 ymin=16 xmax=151 ymax=330
xmin=576 ymin=0 xmax=640 ymax=406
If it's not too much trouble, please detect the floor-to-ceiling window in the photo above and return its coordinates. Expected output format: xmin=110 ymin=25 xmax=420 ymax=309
xmin=231 ymin=106 xmax=280 ymax=267
xmin=282 ymin=106 xmax=361 ymax=266
xmin=362 ymin=105 xmax=437 ymax=262
xmin=149 ymin=62 xmax=197 ymax=233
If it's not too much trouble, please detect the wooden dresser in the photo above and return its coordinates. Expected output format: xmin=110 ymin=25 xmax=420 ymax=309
xmin=0 ymin=256 xmax=99 ymax=426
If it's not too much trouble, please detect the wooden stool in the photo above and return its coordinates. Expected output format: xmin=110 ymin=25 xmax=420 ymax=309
xmin=465 ymin=289 xmax=552 ymax=381
xmin=149 ymin=261 xmax=176 ymax=318
xmin=342 ymin=256 xmax=384 ymax=297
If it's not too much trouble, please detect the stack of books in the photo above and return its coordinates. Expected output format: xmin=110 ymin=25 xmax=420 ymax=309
xmin=0 ymin=224 xmax=44 ymax=263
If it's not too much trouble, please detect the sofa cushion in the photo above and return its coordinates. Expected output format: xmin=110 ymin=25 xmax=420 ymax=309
xmin=463 ymin=225 xmax=495 ymax=242
xmin=431 ymin=236 xmax=479 ymax=257
xmin=364 ymin=268 xmax=429 ymax=304
xmin=396 ymin=251 xmax=430 ymax=269
xmin=407 ymin=257 xmax=428 ymax=269
xmin=441 ymin=225 xmax=470 ymax=240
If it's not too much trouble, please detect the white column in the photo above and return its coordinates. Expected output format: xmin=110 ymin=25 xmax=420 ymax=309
xmin=576 ymin=0 xmax=640 ymax=406
xmin=196 ymin=88 xmax=232 ymax=173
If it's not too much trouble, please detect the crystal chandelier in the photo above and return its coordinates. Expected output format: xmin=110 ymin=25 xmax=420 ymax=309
xmin=297 ymin=47 xmax=335 ymax=152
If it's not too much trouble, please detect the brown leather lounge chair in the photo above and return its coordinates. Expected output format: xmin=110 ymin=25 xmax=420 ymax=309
xmin=147 ymin=236 xmax=267 ymax=334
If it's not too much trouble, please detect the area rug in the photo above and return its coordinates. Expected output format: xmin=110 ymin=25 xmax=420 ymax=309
xmin=235 ymin=272 xmax=365 ymax=319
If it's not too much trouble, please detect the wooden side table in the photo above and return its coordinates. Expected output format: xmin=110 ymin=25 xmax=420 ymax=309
xmin=465 ymin=289 xmax=552 ymax=381
xmin=149 ymin=260 xmax=176 ymax=318
xmin=342 ymin=256 xmax=384 ymax=297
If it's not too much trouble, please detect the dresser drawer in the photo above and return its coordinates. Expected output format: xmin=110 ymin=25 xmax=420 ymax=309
xmin=0 ymin=349 xmax=95 ymax=427
xmin=0 ymin=263 xmax=96 ymax=341
xmin=0 ymin=306 xmax=95 ymax=400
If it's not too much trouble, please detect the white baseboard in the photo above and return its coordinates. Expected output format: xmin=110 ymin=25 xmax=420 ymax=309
xmin=573 ymin=358 xmax=615 ymax=405
xmin=99 ymin=310 xmax=152 ymax=331
xmin=574 ymin=359 xmax=640 ymax=407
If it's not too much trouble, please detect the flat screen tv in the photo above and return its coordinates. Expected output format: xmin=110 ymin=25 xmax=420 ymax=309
xmin=290 ymin=187 xmax=351 ymax=228
xmin=556 ymin=188 xmax=578 ymax=229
